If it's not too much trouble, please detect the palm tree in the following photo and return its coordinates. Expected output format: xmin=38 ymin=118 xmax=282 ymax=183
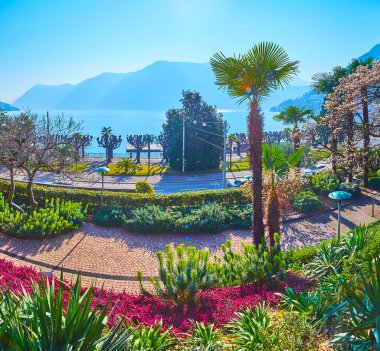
xmin=227 ymin=134 xmax=238 ymax=169
xmin=143 ymin=134 xmax=156 ymax=175
xmin=210 ymin=42 xmax=299 ymax=243
xmin=262 ymin=144 xmax=305 ymax=244
xmin=273 ymin=106 xmax=312 ymax=150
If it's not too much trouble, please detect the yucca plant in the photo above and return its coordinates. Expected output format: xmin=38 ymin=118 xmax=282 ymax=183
xmin=137 ymin=244 xmax=219 ymax=303
xmin=181 ymin=321 xmax=224 ymax=351
xmin=123 ymin=321 xmax=174 ymax=351
xmin=0 ymin=273 xmax=133 ymax=350
xmin=324 ymin=256 xmax=380 ymax=350
xmin=228 ymin=303 xmax=279 ymax=350
xmin=277 ymin=287 xmax=330 ymax=323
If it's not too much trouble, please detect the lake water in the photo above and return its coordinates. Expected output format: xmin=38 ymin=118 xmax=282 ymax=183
xmin=11 ymin=109 xmax=283 ymax=154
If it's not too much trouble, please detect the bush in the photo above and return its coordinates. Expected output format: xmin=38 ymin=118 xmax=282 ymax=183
xmin=309 ymin=171 xmax=339 ymax=195
xmin=122 ymin=205 xmax=177 ymax=233
xmin=175 ymin=203 xmax=228 ymax=233
xmin=0 ymin=179 xmax=248 ymax=214
xmin=368 ymin=176 xmax=380 ymax=189
xmin=93 ymin=206 xmax=125 ymax=227
xmin=335 ymin=182 xmax=361 ymax=198
xmin=291 ymin=191 xmax=322 ymax=213
xmin=227 ymin=204 xmax=252 ymax=229
xmin=135 ymin=180 xmax=154 ymax=194
xmin=0 ymin=195 xmax=86 ymax=238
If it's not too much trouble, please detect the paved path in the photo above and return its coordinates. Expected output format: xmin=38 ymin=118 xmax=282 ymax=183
xmin=0 ymin=192 xmax=379 ymax=293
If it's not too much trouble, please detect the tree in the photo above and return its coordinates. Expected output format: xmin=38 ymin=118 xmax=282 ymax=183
xmin=162 ymin=91 xmax=224 ymax=171
xmin=143 ymin=134 xmax=156 ymax=174
xmin=235 ymin=133 xmax=247 ymax=156
xmin=126 ymin=135 xmax=147 ymax=164
xmin=0 ymin=111 xmax=81 ymax=213
xmin=324 ymin=61 xmax=380 ymax=186
xmin=157 ymin=132 xmax=168 ymax=162
xmin=73 ymin=133 xmax=93 ymax=158
xmin=97 ymin=127 xmax=122 ymax=163
xmin=227 ymin=134 xmax=238 ymax=169
xmin=273 ymin=106 xmax=312 ymax=150
xmin=262 ymin=144 xmax=305 ymax=244
xmin=210 ymin=42 xmax=299 ymax=243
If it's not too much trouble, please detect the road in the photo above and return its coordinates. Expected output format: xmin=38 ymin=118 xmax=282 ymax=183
xmin=0 ymin=168 xmax=252 ymax=194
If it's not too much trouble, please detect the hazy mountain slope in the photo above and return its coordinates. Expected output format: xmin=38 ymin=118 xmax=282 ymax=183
xmin=271 ymin=43 xmax=380 ymax=113
xmin=0 ymin=101 xmax=19 ymax=111
xmin=13 ymin=84 xmax=74 ymax=110
xmin=56 ymin=72 xmax=129 ymax=109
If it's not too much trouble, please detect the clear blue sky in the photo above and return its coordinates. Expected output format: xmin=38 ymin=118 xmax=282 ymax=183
xmin=1 ymin=0 xmax=379 ymax=102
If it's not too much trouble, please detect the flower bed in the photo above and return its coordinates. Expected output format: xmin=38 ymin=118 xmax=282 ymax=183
xmin=0 ymin=259 xmax=310 ymax=334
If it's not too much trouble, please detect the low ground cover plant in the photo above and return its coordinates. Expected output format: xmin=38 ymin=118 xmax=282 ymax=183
xmin=0 ymin=194 xmax=86 ymax=238
xmin=309 ymin=171 xmax=339 ymax=195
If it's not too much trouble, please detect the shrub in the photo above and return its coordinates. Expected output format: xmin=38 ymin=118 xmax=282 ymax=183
xmin=135 ymin=180 xmax=154 ymax=194
xmin=0 ymin=179 xmax=248 ymax=213
xmin=226 ymin=204 xmax=252 ymax=229
xmin=0 ymin=195 xmax=86 ymax=238
xmin=368 ymin=176 xmax=380 ymax=189
xmin=93 ymin=206 xmax=125 ymax=227
xmin=309 ymin=171 xmax=339 ymax=195
xmin=291 ymin=191 xmax=322 ymax=213
xmin=335 ymin=182 xmax=361 ymax=198
xmin=175 ymin=203 xmax=228 ymax=233
xmin=138 ymin=243 xmax=219 ymax=304
xmin=122 ymin=205 xmax=177 ymax=233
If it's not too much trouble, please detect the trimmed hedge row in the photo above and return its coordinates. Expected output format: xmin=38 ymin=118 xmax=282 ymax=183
xmin=0 ymin=179 xmax=250 ymax=214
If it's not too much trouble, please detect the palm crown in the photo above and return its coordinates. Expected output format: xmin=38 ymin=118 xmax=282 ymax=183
xmin=273 ymin=106 xmax=312 ymax=128
xmin=210 ymin=42 xmax=299 ymax=104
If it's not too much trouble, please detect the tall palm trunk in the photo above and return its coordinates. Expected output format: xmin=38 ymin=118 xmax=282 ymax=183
xmin=266 ymin=189 xmax=281 ymax=246
xmin=293 ymin=124 xmax=300 ymax=151
xmin=248 ymin=99 xmax=265 ymax=244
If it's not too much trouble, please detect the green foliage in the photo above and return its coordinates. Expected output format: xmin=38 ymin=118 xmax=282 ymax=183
xmin=219 ymin=233 xmax=292 ymax=285
xmin=291 ymin=190 xmax=322 ymax=213
xmin=122 ymin=206 xmax=176 ymax=234
xmin=0 ymin=195 xmax=86 ymax=238
xmin=93 ymin=206 xmax=126 ymax=227
xmin=335 ymin=181 xmax=361 ymax=198
xmin=115 ymin=158 xmax=142 ymax=175
xmin=163 ymin=91 xmax=223 ymax=171
xmin=228 ymin=303 xmax=279 ymax=350
xmin=309 ymin=171 xmax=339 ymax=195
xmin=0 ymin=274 xmax=132 ymax=350
xmin=176 ymin=203 xmax=228 ymax=233
xmin=138 ymin=243 xmax=219 ymax=303
xmin=0 ymin=179 xmax=248 ymax=214
xmin=135 ymin=181 xmax=154 ymax=194
xmin=184 ymin=321 xmax=223 ymax=350
xmin=324 ymin=256 xmax=380 ymax=350
xmin=226 ymin=204 xmax=252 ymax=229
xmin=368 ymin=176 xmax=380 ymax=189
xmin=309 ymin=149 xmax=332 ymax=162
xmin=124 ymin=321 xmax=174 ymax=351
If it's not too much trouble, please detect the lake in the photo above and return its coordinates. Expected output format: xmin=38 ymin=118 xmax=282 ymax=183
xmin=11 ymin=109 xmax=283 ymax=154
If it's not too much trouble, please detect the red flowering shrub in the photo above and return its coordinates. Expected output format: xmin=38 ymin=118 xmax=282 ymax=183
xmin=0 ymin=259 xmax=311 ymax=334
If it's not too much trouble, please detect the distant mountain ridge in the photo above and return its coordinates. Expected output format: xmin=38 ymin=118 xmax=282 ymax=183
xmin=13 ymin=61 xmax=310 ymax=111
xmin=0 ymin=101 xmax=19 ymax=111
xmin=270 ymin=44 xmax=380 ymax=112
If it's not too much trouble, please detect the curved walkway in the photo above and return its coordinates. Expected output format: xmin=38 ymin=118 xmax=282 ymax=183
xmin=0 ymin=192 xmax=379 ymax=293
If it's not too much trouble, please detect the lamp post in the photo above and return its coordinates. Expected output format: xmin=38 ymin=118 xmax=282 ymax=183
xmin=95 ymin=166 xmax=110 ymax=206
xmin=328 ymin=191 xmax=352 ymax=241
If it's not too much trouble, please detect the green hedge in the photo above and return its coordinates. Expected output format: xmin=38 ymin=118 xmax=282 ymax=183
xmin=0 ymin=179 xmax=249 ymax=214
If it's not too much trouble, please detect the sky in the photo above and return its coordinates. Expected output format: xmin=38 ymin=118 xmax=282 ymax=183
xmin=1 ymin=0 xmax=379 ymax=103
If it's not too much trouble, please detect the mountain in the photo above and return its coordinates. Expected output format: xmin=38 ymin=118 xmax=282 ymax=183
xmin=13 ymin=61 xmax=310 ymax=111
xmin=0 ymin=101 xmax=19 ymax=111
xmin=271 ymin=44 xmax=380 ymax=113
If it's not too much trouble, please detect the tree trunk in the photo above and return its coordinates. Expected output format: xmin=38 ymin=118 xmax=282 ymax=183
xmin=148 ymin=143 xmax=151 ymax=174
xmin=7 ymin=167 xmax=24 ymax=213
xmin=347 ymin=112 xmax=354 ymax=183
xmin=293 ymin=126 xmax=301 ymax=151
xmin=26 ymin=173 xmax=38 ymax=214
xmin=266 ymin=189 xmax=281 ymax=246
xmin=136 ymin=149 xmax=141 ymax=164
xmin=362 ymin=89 xmax=370 ymax=187
xmin=331 ymin=135 xmax=338 ymax=176
xmin=237 ymin=142 xmax=241 ymax=156
xmin=248 ymin=99 xmax=265 ymax=244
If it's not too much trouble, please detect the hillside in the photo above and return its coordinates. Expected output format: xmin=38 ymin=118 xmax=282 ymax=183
xmin=13 ymin=61 xmax=310 ymax=111
xmin=0 ymin=101 xmax=19 ymax=111
xmin=270 ymin=43 xmax=380 ymax=113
